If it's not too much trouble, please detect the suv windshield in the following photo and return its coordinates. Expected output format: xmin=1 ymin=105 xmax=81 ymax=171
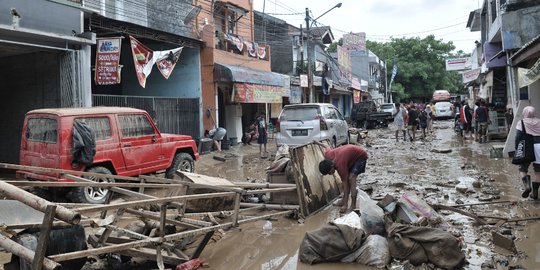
xmin=280 ymin=107 xmax=321 ymax=121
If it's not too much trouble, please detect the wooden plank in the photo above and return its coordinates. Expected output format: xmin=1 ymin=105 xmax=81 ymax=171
xmin=177 ymin=171 xmax=235 ymax=187
xmin=5 ymin=181 xmax=185 ymax=188
xmin=289 ymin=143 xmax=342 ymax=217
xmin=32 ymin=205 xmax=57 ymax=270
xmin=191 ymin=231 xmax=214 ymax=259
xmin=118 ymin=248 xmax=186 ymax=265
xmin=65 ymin=174 xmax=185 ymax=210
xmin=123 ymin=208 xmax=201 ymax=230
xmin=231 ymin=182 xmax=296 ymax=188
xmin=244 ymin=187 xmax=297 ymax=194
xmin=232 ymin=193 xmax=241 ymax=227
xmin=49 ymin=210 xmax=293 ymax=262
xmin=74 ymin=192 xmax=235 ymax=214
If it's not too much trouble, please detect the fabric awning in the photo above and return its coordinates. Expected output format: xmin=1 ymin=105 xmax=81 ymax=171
xmin=214 ymin=63 xmax=284 ymax=86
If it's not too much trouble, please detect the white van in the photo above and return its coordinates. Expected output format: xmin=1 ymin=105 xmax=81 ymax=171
xmin=276 ymin=103 xmax=349 ymax=147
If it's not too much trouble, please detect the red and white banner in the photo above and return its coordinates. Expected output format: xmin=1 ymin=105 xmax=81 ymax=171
xmin=129 ymin=36 xmax=155 ymax=88
xmin=353 ymin=90 xmax=361 ymax=103
xmin=95 ymin=37 xmax=122 ymax=85
xmin=155 ymin=47 xmax=183 ymax=79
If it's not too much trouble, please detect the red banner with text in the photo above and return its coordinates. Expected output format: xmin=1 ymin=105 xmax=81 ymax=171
xmin=129 ymin=36 xmax=155 ymax=88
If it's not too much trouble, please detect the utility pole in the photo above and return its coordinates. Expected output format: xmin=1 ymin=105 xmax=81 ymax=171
xmin=305 ymin=8 xmax=313 ymax=103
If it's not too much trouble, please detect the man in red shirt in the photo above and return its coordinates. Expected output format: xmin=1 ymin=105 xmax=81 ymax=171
xmin=315 ymin=141 xmax=369 ymax=213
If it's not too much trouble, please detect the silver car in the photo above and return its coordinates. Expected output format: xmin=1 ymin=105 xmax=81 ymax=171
xmin=276 ymin=103 xmax=349 ymax=147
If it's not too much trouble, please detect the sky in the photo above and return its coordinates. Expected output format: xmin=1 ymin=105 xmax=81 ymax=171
xmin=253 ymin=0 xmax=482 ymax=53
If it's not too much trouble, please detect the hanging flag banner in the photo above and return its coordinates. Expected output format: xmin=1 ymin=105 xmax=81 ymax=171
xmin=95 ymin=37 xmax=122 ymax=85
xmin=300 ymin=74 xmax=308 ymax=87
xmin=154 ymin=47 xmax=183 ymax=79
xmin=129 ymin=36 xmax=155 ymax=88
xmin=389 ymin=62 xmax=398 ymax=86
xmin=257 ymin=46 xmax=267 ymax=59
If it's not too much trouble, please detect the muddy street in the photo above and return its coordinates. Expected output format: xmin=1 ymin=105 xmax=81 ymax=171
xmin=195 ymin=120 xmax=540 ymax=270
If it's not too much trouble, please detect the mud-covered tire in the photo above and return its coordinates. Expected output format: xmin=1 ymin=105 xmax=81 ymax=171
xmin=166 ymin=153 xmax=195 ymax=178
xmin=69 ymin=166 xmax=114 ymax=204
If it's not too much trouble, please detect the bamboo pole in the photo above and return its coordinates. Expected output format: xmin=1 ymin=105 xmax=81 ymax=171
xmin=0 ymin=234 xmax=61 ymax=270
xmin=49 ymin=210 xmax=293 ymax=262
xmin=0 ymin=181 xmax=81 ymax=224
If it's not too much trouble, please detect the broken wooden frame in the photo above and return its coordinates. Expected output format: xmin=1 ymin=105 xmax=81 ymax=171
xmin=0 ymin=162 xmax=300 ymax=269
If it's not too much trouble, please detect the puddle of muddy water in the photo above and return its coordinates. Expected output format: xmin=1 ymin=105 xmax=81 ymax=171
xmin=200 ymin=206 xmax=377 ymax=270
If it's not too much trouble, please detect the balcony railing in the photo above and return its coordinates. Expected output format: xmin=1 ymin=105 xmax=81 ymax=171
xmin=215 ymin=32 xmax=269 ymax=61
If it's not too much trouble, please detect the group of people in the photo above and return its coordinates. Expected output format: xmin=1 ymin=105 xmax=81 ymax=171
xmin=456 ymin=99 xmax=491 ymax=143
xmin=207 ymin=112 xmax=269 ymax=158
xmin=241 ymin=112 xmax=269 ymax=158
xmin=392 ymin=102 xmax=434 ymax=142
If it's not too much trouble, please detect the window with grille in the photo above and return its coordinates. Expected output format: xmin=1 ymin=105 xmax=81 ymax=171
xmin=118 ymin=114 xmax=155 ymax=138
xmin=27 ymin=118 xmax=58 ymax=143
xmin=75 ymin=117 xmax=111 ymax=140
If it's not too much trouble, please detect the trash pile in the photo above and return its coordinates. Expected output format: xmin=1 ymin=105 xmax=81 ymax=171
xmin=299 ymin=189 xmax=466 ymax=269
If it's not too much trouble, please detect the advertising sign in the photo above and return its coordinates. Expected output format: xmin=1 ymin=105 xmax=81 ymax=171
xmin=300 ymin=74 xmax=308 ymax=87
xmin=233 ymin=83 xmax=284 ymax=103
xmin=445 ymin=58 xmax=471 ymax=71
xmin=462 ymin=68 xmax=481 ymax=83
xmin=95 ymin=37 xmax=122 ymax=85
xmin=353 ymin=90 xmax=361 ymax=103
xmin=342 ymin=32 xmax=366 ymax=51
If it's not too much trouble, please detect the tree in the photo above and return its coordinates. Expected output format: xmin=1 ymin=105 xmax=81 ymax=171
xmin=326 ymin=38 xmax=343 ymax=53
xmin=367 ymin=35 xmax=468 ymax=102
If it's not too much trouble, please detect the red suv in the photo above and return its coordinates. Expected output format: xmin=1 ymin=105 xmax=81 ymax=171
xmin=17 ymin=107 xmax=199 ymax=204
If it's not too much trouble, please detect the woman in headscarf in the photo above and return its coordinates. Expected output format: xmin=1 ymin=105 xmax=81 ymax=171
xmin=515 ymin=106 xmax=540 ymax=199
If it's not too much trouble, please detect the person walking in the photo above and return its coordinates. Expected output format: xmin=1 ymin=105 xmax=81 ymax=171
xmin=315 ymin=141 xmax=369 ymax=213
xmin=418 ymin=108 xmax=428 ymax=140
xmin=255 ymin=112 xmax=268 ymax=158
xmin=463 ymin=100 xmax=474 ymax=139
xmin=473 ymin=101 xmax=480 ymax=141
xmin=505 ymin=107 xmax=514 ymax=134
xmin=474 ymin=100 xmax=490 ymax=143
xmin=425 ymin=104 xmax=434 ymax=135
xmin=407 ymin=105 xmax=419 ymax=141
xmin=515 ymin=106 xmax=540 ymax=199
xmin=392 ymin=103 xmax=407 ymax=142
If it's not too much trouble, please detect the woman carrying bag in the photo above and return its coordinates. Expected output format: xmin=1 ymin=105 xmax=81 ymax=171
xmin=514 ymin=106 xmax=540 ymax=199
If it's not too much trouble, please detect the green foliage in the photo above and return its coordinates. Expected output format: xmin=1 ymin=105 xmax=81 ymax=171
xmin=367 ymin=35 xmax=469 ymax=101
xmin=326 ymin=38 xmax=343 ymax=53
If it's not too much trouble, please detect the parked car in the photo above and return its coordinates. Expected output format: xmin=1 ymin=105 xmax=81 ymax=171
xmin=17 ymin=107 xmax=199 ymax=204
xmin=434 ymin=101 xmax=454 ymax=119
xmin=276 ymin=103 xmax=349 ymax=147
xmin=351 ymin=100 xmax=393 ymax=129
xmin=380 ymin=103 xmax=397 ymax=116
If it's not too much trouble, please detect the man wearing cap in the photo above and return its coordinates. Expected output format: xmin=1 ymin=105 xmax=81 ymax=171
xmin=314 ymin=141 xmax=368 ymax=213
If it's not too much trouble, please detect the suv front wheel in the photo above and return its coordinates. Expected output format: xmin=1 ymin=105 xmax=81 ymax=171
xmin=70 ymin=166 xmax=114 ymax=204
xmin=166 ymin=153 xmax=195 ymax=178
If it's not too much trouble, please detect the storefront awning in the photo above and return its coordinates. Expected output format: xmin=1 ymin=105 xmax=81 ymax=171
xmin=332 ymin=84 xmax=352 ymax=95
xmin=214 ymin=63 xmax=285 ymax=86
